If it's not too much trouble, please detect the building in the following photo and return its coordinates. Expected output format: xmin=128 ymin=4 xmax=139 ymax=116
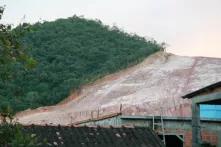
xmin=182 ymin=81 xmax=221 ymax=147
xmin=75 ymin=80 xmax=221 ymax=147
xmin=75 ymin=113 xmax=221 ymax=147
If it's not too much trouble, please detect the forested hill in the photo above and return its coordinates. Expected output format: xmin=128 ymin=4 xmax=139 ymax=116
xmin=1 ymin=16 xmax=162 ymax=112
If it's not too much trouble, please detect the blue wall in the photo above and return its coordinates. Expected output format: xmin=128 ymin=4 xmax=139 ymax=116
xmin=200 ymin=105 xmax=221 ymax=119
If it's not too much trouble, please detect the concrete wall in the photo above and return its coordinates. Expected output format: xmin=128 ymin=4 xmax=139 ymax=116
xmin=78 ymin=115 xmax=221 ymax=147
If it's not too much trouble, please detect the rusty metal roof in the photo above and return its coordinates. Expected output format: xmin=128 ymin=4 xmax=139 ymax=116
xmin=22 ymin=125 xmax=165 ymax=147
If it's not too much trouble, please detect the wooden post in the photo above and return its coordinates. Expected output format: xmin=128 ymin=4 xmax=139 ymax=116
xmin=192 ymin=102 xmax=201 ymax=147
xmin=119 ymin=104 xmax=122 ymax=113
xmin=97 ymin=108 xmax=100 ymax=119
xmin=91 ymin=111 xmax=93 ymax=120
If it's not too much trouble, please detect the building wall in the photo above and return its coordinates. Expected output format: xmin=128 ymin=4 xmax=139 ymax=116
xmin=78 ymin=116 xmax=221 ymax=147
xmin=184 ymin=131 xmax=218 ymax=147
xmin=201 ymin=105 xmax=221 ymax=119
xmin=196 ymin=87 xmax=221 ymax=119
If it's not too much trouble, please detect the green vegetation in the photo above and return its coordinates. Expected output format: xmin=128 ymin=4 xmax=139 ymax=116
xmin=0 ymin=7 xmax=43 ymax=146
xmin=0 ymin=106 xmax=45 ymax=147
xmin=0 ymin=122 xmax=44 ymax=147
xmin=0 ymin=6 xmax=36 ymax=113
xmin=1 ymin=16 xmax=163 ymax=112
xmin=0 ymin=7 xmax=36 ymax=82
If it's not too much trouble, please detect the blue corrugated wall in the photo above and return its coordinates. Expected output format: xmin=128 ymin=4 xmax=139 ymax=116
xmin=200 ymin=105 xmax=221 ymax=119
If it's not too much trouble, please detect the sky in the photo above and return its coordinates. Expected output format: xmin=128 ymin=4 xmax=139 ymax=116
xmin=1 ymin=0 xmax=221 ymax=57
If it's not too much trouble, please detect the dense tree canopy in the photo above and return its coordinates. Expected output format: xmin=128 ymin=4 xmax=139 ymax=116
xmin=0 ymin=6 xmax=36 ymax=115
xmin=1 ymin=16 xmax=163 ymax=112
xmin=0 ymin=6 xmax=35 ymax=82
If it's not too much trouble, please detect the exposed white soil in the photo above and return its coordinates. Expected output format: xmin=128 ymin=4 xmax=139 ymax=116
xmin=16 ymin=52 xmax=221 ymax=125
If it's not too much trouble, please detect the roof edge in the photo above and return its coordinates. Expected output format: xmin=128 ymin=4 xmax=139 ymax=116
xmin=182 ymin=81 xmax=221 ymax=98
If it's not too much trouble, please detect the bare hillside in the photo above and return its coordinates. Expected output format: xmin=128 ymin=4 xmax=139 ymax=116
xmin=16 ymin=52 xmax=221 ymax=125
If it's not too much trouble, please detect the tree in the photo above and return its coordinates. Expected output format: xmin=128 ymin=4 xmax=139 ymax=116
xmin=0 ymin=6 xmax=36 ymax=82
xmin=0 ymin=6 xmax=42 ymax=147
xmin=0 ymin=4 xmax=38 ymax=119
xmin=0 ymin=5 xmax=37 ymax=110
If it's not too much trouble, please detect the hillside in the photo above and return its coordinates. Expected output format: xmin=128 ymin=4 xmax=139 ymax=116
xmin=16 ymin=52 xmax=221 ymax=125
xmin=0 ymin=16 xmax=162 ymax=112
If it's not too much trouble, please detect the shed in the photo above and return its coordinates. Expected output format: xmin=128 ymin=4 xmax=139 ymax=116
xmin=182 ymin=81 xmax=221 ymax=147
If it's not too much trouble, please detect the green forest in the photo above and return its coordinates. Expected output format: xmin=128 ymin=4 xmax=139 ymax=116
xmin=0 ymin=16 xmax=163 ymax=112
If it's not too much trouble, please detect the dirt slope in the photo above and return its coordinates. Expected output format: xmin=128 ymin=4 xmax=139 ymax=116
xmin=16 ymin=52 xmax=221 ymax=125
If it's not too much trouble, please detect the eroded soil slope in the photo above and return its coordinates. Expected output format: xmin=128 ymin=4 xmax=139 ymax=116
xmin=16 ymin=52 xmax=221 ymax=125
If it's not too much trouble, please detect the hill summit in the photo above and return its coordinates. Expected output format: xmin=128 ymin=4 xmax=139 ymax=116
xmin=1 ymin=16 xmax=162 ymax=112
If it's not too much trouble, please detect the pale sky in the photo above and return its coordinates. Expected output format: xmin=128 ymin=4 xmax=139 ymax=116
xmin=1 ymin=0 xmax=221 ymax=57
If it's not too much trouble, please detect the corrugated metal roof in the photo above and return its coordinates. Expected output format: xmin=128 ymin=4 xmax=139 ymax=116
xmin=22 ymin=125 xmax=165 ymax=147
